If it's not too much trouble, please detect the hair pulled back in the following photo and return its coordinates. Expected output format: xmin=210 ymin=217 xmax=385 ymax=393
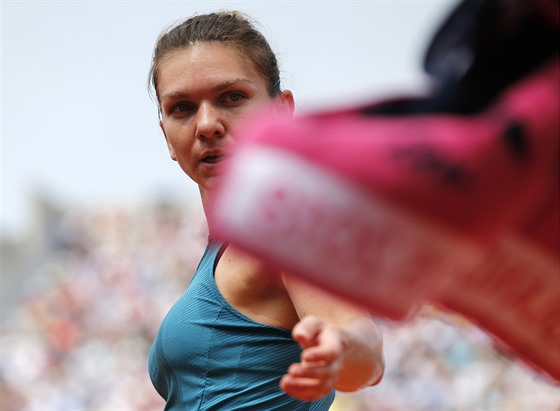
xmin=149 ymin=11 xmax=282 ymax=105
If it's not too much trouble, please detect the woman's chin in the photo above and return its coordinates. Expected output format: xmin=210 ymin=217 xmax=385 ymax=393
xmin=201 ymin=174 xmax=225 ymax=193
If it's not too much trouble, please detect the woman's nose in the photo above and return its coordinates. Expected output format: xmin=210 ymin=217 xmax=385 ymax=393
xmin=195 ymin=102 xmax=225 ymax=140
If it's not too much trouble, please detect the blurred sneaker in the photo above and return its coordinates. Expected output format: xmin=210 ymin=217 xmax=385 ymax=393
xmin=209 ymin=57 xmax=559 ymax=381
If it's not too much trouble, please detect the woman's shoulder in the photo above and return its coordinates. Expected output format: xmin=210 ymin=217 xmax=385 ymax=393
xmin=214 ymin=245 xmax=300 ymax=328
xmin=218 ymin=245 xmax=285 ymax=291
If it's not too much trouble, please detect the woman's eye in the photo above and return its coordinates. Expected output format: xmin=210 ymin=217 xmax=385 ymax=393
xmin=224 ymin=92 xmax=246 ymax=104
xmin=170 ymin=102 xmax=194 ymax=114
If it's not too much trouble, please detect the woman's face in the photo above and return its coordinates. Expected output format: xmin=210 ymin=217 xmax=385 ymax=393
xmin=158 ymin=42 xmax=293 ymax=193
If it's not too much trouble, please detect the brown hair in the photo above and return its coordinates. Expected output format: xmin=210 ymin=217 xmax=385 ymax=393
xmin=149 ymin=11 xmax=282 ymax=107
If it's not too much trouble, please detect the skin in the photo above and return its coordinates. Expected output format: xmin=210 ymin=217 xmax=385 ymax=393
xmin=158 ymin=42 xmax=384 ymax=401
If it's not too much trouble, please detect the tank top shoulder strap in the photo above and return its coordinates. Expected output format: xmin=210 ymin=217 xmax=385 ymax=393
xmin=194 ymin=239 xmax=227 ymax=280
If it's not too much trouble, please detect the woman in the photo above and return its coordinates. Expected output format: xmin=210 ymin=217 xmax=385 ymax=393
xmin=147 ymin=11 xmax=384 ymax=410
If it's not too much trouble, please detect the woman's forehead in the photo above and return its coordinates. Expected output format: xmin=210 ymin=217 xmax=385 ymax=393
xmin=161 ymin=43 xmax=256 ymax=73
xmin=158 ymin=43 xmax=266 ymax=94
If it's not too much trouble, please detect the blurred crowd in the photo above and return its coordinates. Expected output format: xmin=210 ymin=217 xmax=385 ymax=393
xmin=1 ymin=198 xmax=558 ymax=410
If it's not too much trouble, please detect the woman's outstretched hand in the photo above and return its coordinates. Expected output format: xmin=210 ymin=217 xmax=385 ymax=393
xmin=280 ymin=316 xmax=344 ymax=401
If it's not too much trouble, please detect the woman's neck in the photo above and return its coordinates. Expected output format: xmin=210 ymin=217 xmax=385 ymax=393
xmin=199 ymin=186 xmax=213 ymax=231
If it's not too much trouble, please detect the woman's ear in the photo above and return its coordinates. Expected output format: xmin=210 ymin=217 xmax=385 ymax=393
xmin=276 ymin=90 xmax=295 ymax=116
xmin=160 ymin=120 xmax=177 ymax=161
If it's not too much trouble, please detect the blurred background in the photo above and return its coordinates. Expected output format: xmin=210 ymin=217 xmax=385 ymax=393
xmin=2 ymin=1 xmax=559 ymax=410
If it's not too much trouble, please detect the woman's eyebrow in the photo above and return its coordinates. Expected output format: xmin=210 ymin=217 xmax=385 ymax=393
xmin=161 ymin=91 xmax=191 ymax=101
xmin=161 ymin=78 xmax=255 ymax=102
xmin=212 ymin=78 xmax=255 ymax=92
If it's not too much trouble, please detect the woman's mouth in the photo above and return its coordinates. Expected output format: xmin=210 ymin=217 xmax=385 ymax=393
xmin=201 ymin=152 xmax=231 ymax=166
xmin=202 ymin=154 xmax=222 ymax=164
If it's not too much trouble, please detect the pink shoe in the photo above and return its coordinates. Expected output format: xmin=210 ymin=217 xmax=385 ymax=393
xmin=209 ymin=57 xmax=559 ymax=381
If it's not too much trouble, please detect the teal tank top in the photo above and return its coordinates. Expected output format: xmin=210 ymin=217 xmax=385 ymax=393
xmin=148 ymin=240 xmax=335 ymax=410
